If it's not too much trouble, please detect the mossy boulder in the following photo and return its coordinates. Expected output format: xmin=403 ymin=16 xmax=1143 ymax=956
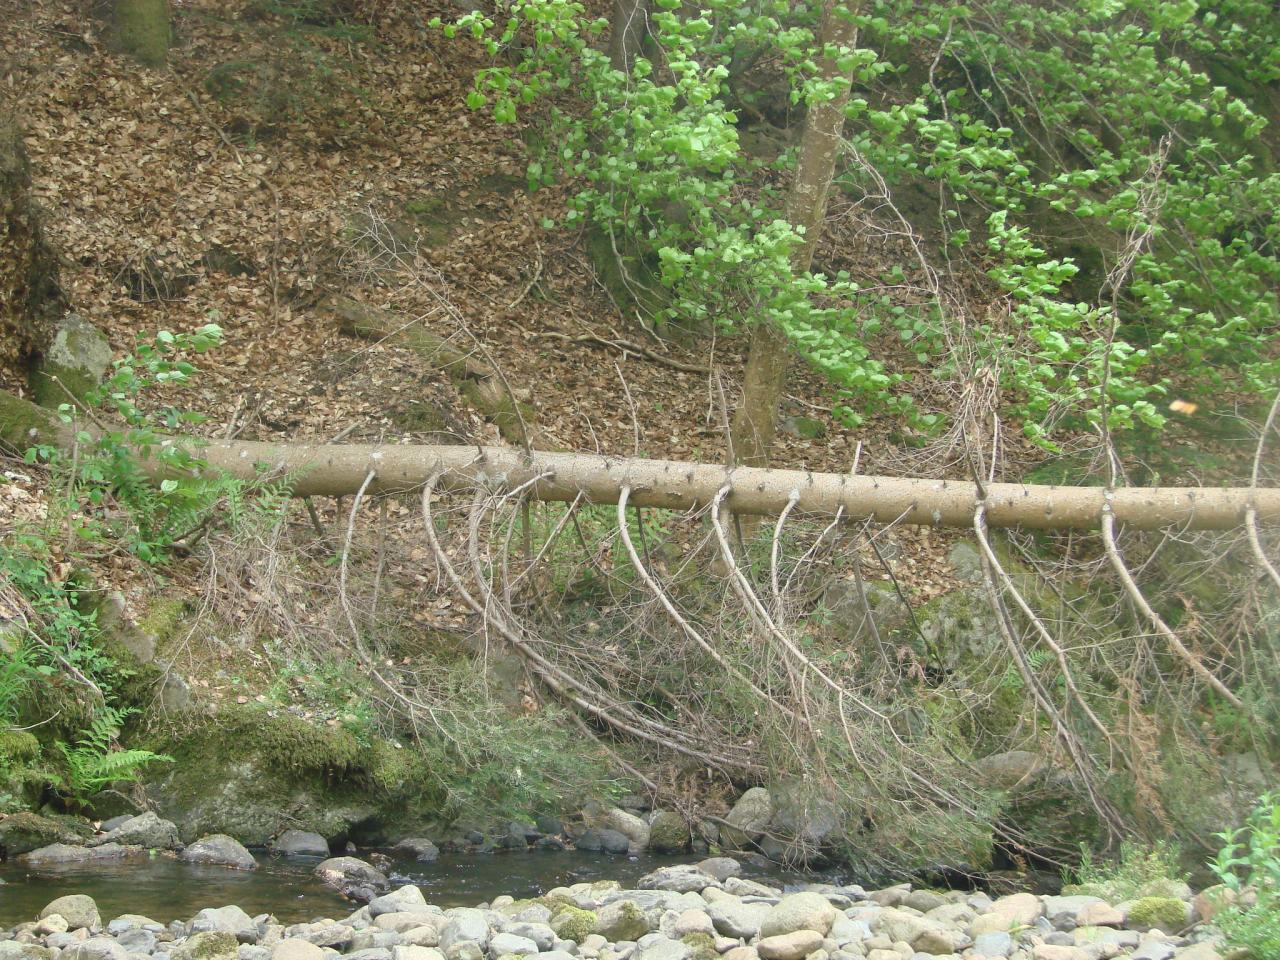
xmin=31 ymin=314 xmax=112 ymax=408
xmin=648 ymin=811 xmax=690 ymax=854
xmin=549 ymin=906 xmax=598 ymax=941
xmin=596 ymin=900 xmax=648 ymax=941
xmin=680 ymin=933 xmax=718 ymax=960
xmin=170 ymin=932 xmax=238 ymax=960
xmin=1126 ymin=896 xmax=1191 ymax=932
xmin=0 ymin=811 xmax=77 ymax=857
xmin=146 ymin=707 xmax=444 ymax=845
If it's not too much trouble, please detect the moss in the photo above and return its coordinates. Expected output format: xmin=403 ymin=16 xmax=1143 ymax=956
xmin=171 ymin=932 xmax=238 ymax=960
xmin=1127 ymin=897 xmax=1188 ymax=932
xmin=111 ymin=0 xmax=170 ymax=67
xmin=598 ymin=900 xmax=648 ymax=941
xmin=681 ymin=933 xmax=719 ymax=960
xmin=549 ymin=905 xmax=598 ymax=941
xmin=137 ymin=596 xmax=186 ymax=651
xmin=0 ymin=729 xmax=40 ymax=763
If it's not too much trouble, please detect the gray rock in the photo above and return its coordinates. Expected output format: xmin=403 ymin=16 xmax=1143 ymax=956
xmin=391 ymin=949 xmax=444 ymax=960
xmin=768 ymin=782 xmax=844 ymax=848
xmin=271 ymin=942 xmax=325 ymax=960
xmin=707 ymin=902 xmax=771 ymax=940
xmin=487 ymin=934 xmax=537 ymax=957
xmin=720 ymin=789 xmax=773 ymax=849
xmin=756 ymin=932 xmax=823 ymax=960
xmin=181 ymin=836 xmax=257 ymax=871
xmin=826 ymin=916 xmax=870 ymax=947
xmin=41 ymin=895 xmax=101 ymax=931
xmin=32 ymin=314 xmax=112 ymax=408
xmin=639 ymin=866 xmax=722 ymax=894
xmin=22 ymin=843 xmax=142 ymax=866
xmin=971 ymin=932 xmax=1013 ymax=958
xmin=314 ymin=857 xmax=390 ymax=903
xmin=633 ymin=936 xmax=691 ymax=960
xmin=116 ymin=930 xmax=157 ymax=954
xmin=500 ymin=925 xmax=553 ymax=951
xmin=90 ymin=813 xmax=180 ymax=851
xmin=0 ymin=812 xmax=79 ymax=857
xmin=192 ymin=907 xmax=259 ymax=944
xmin=596 ymin=902 xmax=651 ymax=942
xmin=238 ymin=947 xmax=271 ymax=960
xmin=345 ymin=951 xmax=394 ymax=960
xmin=282 ymin=923 xmax=355 ymax=949
xmin=169 ymin=937 xmax=239 ymax=960
xmin=62 ymin=941 xmax=128 ymax=960
xmin=722 ymin=878 xmax=777 ymax=899
xmin=271 ymin=831 xmax=329 ymax=858
xmin=1131 ymin=941 xmax=1176 ymax=960
xmin=1042 ymin=896 xmax=1105 ymax=931
xmin=439 ymin=910 xmax=491 ymax=952
xmin=370 ymin=887 xmax=430 ymax=919
xmin=577 ymin=829 xmax=631 ymax=855
xmin=758 ymin=894 xmax=837 ymax=938
xmin=392 ymin=839 xmax=440 ymax=863
xmin=351 ymin=932 xmax=406 ymax=952
xmin=695 ymin=858 xmax=741 ymax=882
xmin=604 ymin=809 xmax=651 ymax=853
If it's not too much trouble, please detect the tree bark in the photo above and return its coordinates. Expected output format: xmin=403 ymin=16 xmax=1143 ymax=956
xmin=730 ymin=0 xmax=859 ymax=466
xmin=4 ymin=390 xmax=1277 ymax=531
xmin=609 ymin=0 xmax=651 ymax=74
xmin=111 ymin=0 xmax=170 ymax=68
xmin=0 ymin=114 xmax=64 ymax=388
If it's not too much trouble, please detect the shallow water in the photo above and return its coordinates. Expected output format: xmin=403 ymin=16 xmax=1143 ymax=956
xmin=0 ymin=849 xmax=803 ymax=927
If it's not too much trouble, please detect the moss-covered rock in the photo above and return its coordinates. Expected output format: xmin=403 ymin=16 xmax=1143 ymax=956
xmin=1126 ymin=896 xmax=1190 ymax=932
xmin=0 ymin=811 xmax=77 ymax=857
xmin=648 ymin=811 xmax=690 ymax=854
xmin=596 ymin=900 xmax=648 ymax=941
xmin=30 ymin=314 xmax=112 ymax=409
xmin=146 ymin=706 xmax=446 ymax=845
xmin=170 ymin=932 xmax=238 ymax=960
xmin=680 ymin=933 xmax=719 ymax=960
xmin=549 ymin=906 xmax=598 ymax=941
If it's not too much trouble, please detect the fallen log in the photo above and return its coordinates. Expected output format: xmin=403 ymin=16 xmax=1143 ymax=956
xmin=3 ymin=389 xmax=1278 ymax=530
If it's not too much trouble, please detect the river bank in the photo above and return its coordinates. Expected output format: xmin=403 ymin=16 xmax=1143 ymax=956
xmin=0 ymin=855 xmax=1230 ymax=960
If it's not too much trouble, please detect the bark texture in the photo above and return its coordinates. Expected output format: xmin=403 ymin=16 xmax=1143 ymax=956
xmin=730 ymin=0 xmax=859 ymax=466
xmin=0 ymin=114 xmax=64 ymax=387
xmin=112 ymin=0 xmax=170 ymax=67
xmin=609 ymin=0 xmax=651 ymax=74
xmin=4 ymin=390 xmax=1276 ymax=530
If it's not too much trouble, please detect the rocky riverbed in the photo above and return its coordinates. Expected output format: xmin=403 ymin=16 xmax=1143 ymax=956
xmin=0 ymin=856 xmax=1234 ymax=960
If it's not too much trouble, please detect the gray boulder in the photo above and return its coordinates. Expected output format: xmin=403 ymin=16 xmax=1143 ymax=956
xmin=32 ymin=314 xmax=112 ymax=408
xmin=758 ymin=893 xmax=837 ymax=938
xmin=90 ymin=812 xmax=180 ymax=851
xmin=391 ymin=838 xmax=440 ymax=862
xmin=439 ymin=910 xmax=490 ymax=952
xmin=272 ymin=830 xmax=329 ymax=858
xmin=720 ymin=788 xmax=773 ymax=849
xmin=370 ymin=886 xmax=430 ymax=918
xmin=576 ymin=828 xmax=630 ymax=855
xmin=707 ymin=901 xmax=772 ymax=940
xmin=315 ymin=857 xmax=391 ymax=903
xmin=191 ymin=906 xmax=259 ymax=943
xmin=181 ymin=835 xmax=257 ymax=870
xmin=21 ymin=842 xmax=142 ymax=865
xmin=61 ymin=941 xmax=128 ymax=960
xmin=638 ymin=865 xmax=722 ymax=893
xmin=41 ymin=894 xmax=101 ymax=930
xmin=486 ymin=934 xmax=537 ymax=957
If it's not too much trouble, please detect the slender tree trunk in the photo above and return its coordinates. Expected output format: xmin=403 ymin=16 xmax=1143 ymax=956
xmin=609 ymin=0 xmax=651 ymax=74
xmin=112 ymin=0 xmax=170 ymax=68
xmin=4 ymin=390 xmax=1277 ymax=530
xmin=0 ymin=114 xmax=64 ymax=384
xmin=730 ymin=1 xmax=859 ymax=466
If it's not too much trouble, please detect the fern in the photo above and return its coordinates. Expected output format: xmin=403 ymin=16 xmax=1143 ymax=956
xmin=55 ymin=706 xmax=172 ymax=807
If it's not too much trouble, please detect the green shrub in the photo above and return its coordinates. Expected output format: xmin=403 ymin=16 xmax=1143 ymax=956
xmin=54 ymin=706 xmax=172 ymax=808
xmin=1065 ymin=839 xmax=1187 ymax=902
xmin=1211 ymin=792 xmax=1280 ymax=957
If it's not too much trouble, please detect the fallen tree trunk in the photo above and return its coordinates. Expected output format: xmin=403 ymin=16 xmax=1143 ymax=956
xmin=3 ymin=389 xmax=1278 ymax=530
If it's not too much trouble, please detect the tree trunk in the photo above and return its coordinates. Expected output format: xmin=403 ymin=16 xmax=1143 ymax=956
xmin=4 ymin=390 xmax=1276 ymax=531
xmin=730 ymin=0 xmax=859 ymax=466
xmin=609 ymin=0 xmax=651 ymax=74
xmin=0 ymin=115 xmax=64 ymax=390
xmin=112 ymin=0 xmax=170 ymax=68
